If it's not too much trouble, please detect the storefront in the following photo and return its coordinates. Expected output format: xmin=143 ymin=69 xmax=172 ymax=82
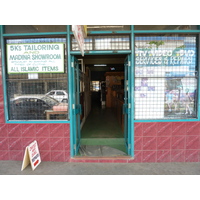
xmin=0 ymin=25 xmax=200 ymax=163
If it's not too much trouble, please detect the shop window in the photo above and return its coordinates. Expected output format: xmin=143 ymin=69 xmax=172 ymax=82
xmin=4 ymin=25 xmax=67 ymax=33
xmin=134 ymin=35 xmax=198 ymax=120
xmin=135 ymin=25 xmax=198 ymax=30
xmin=6 ymin=38 xmax=69 ymax=121
xmin=71 ymin=35 xmax=130 ymax=51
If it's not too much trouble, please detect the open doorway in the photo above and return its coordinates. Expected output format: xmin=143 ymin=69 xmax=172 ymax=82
xmin=74 ymin=54 xmax=130 ymax=157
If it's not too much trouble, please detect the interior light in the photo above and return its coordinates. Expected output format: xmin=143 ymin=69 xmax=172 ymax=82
xmin=94 ymin=64 xmax=107 ymax=66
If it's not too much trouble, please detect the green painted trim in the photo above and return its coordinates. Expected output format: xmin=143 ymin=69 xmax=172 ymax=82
xmin=134 ymin=30 xmax=200 ymax=34
xmin=71 ymin=50 xmax=131 ymax=55
xmin=2 ymin=32 xmax=67 ymax=37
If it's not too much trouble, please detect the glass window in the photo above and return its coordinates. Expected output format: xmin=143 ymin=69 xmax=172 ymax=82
xmin=87 ymin=25 xmax=130 ymax=31
xmin=134 ymin=35 xmax=198 ymax=120
xmin=135 ymin=25 xmax=198 ymax=30
xmin=6 ymin=37 xmax=69 ymax=121
xmin=71 ymin=35 xmax=130 ymax=51
xmin=5 ymin=25 xmax=67 ymax=33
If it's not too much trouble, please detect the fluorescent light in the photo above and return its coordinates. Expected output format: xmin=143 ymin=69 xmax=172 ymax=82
xmin=94 ymin=64 xmax=107 ymax=66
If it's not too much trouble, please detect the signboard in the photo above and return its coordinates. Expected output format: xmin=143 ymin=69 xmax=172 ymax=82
xmin=21 ymin=140 xmax=41 ymax=171
xmin=7 ymin=43 xmax=64 ymax=74
xmin=72 ymin=25 xmax=85 ymax=56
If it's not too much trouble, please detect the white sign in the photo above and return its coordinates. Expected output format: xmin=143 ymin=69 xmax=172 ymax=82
xmin=7 ymin=43 xmax=64 ymax=74
xmin=21 ymin=140 xmax=41 ymax=171
xmin=72 ymin=25 xmax=85 ymax=56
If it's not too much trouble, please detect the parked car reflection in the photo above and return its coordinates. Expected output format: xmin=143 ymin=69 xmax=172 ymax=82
xmin=9 ymin=95 xmax=67 ymax=120
xmin=45 ymin=90 xmax=68 ymax=102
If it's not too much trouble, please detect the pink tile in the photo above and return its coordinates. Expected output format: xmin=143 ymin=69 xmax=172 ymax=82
xmin=157 ymin=122 xmax=172 ymax=136
xmin=143 ymin=123 xmax=157 ymax=136
xmin=0 ymin=110 xmax=5 ymax=123
xmin=157 ymin=137 xmax=171 ymax=150
xmin=143 ymin=137 xmax=157 ymax=150
xmin=186 ymin=122 xmax=200 ymax=135
xmin=21 ymin=124 xmax=36 ymax=137
xmin=40 ymin=151 xmax=51 ymax=161
xmin=171 ymin=136 xmax=186 ymax=150
xmin=0 ymin=124 xmax=8 ymax=137
xmin=7 ymin=124 xmax=22 ymax=138
xmin=171 ymin=149 xmax=185 ymax=162
xmin=50 ymin=124 xmax=64 ymax=137
xmin=37 ymin=138 xmax=50 ymax=151
xmin=50 ymin=138 xmax=64 ymax=151
xmin=35 ymin=124 xmax=50 ymax=138
xmin=64 ymin=138 xmax=70 ymax=151
xmin=134 ymin=123 xmax=143 ymax=136
xmin=171 ymin=122 xmax=186 ymax=136
xmin=142 ymin=151 xmax=156 ymax=162
xmin=0 ymin=138 xmax=9 ymax=150
xmin=9 ymin=138 xmax=22 ymax=150
xmin=130 ymin=151 xmax=142 ymax=163
xmin=134 ymin=137 xmax=143 ymax=150
xmin=157 ymin=150 xmax=171 ymax=162
xmin=51 ymin=151 xmax=65 ymax=162
xmin=186 ymin=136 xmax=200 ymax=150
xmin=185 ymin=150 xmax=199 ymax=162
xmin=63 ymin=124 xmax=70 ymax=138
xmin=21 ymin=138 xmax=36 ymax=149
xmin=0 ymin=151 xmax=10 ymax=160
xmin=65 ymin=151 xmax=71 ymax=162
xmin=10 ymin=150 xmax=23 ymax=161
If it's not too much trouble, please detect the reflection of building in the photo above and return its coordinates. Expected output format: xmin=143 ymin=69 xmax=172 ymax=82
xmin=1 ymin=25 xmax=200 ymax=165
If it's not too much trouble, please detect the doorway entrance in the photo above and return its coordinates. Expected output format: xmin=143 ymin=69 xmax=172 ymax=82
xmin=71 ymin=54 xmax=132 ymax=157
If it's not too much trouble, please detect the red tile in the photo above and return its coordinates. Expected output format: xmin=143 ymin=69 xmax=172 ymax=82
xmin=157 ymin=122 xmax=172 ymax=136
xmin=0 ymin=110 xmax=5 ymax=123
xmin=0 ymin=124 xmax=8 ymax=137
xmin=171 ymin=136 xmax=186 ymax=150
xmin=186 ymin=136 xmax=200 ymax=150
xmin=143 ymin=123 xmax=157 ymax=136
xmin=51 ymin=151 xmax=65 ymax=162
xmin=21 ymin=124 xmax=36 ymax=138
xmin=50 ymin=124 xmax=64 ymax=137
xmin=171 ymin=122 xmax=186 ymax=136
xmin=35 ymin=124 xmax=50 ymax=138
xmin=134 ymin=137 xmax=143 ymax=150
xmin=0 ymin=151 xmax=10 ymax=160
xmin=142 ymin=151 xmax=156 ymax=162
xmin=130 ymin=151 xmax=142 ymax=163
xmin=0 ymin=138 xmax=9 ymax=150
xmin=10 ymin=150 xmax=23 ymax=161
xmin=50 ymin=138 xmax=64 ymax=151
xmin=171 ymin=149 xmax=185 ymax=162
xmin=157 ymin=150 xmax=171 ymax=162
xmin=185 ymin=150 xmax=199 ymax=162
xmin=37 ymin=138 xmax=50 ymax=151
xmin=143 ymin=137 xmax=157 ymax=150
xmin=21 ymin=138 xmax=36 ymax=149
xmin=64 ymin=138 xmax=70 ymax=151
xmin=134 ymin=123 xmax=143 ymax=136
xmin=9 ymin=138 xmax=22 ymax=150
xmin=7 ymin=124 xmax=22 ymax=138
xmin=186 ymin=122 xmax=200 ymax=135
xmin=65 ymin=151 xmax=71 ymax=162
xmin=157 ymin=137 xmax=171 ymax=150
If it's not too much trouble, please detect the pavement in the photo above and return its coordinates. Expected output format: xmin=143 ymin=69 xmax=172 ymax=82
xmin=1 ymin=160 xmax=200 ymax=175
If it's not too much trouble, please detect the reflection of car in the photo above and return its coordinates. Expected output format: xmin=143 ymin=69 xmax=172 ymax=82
xmin=46 ymin=90 xmax=68 ymax=102
xmin=9 ymin=95 xmax=65 ymax=120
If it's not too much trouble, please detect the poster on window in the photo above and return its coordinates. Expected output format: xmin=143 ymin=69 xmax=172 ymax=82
xmin=7 ymin=43 xmax=64 ymax=74
xmin=135 ymin=36 xmax=197 ymax=119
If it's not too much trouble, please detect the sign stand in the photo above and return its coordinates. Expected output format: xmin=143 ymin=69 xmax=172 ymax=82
xmin=21 ymin=140 xmax=41 ymax=171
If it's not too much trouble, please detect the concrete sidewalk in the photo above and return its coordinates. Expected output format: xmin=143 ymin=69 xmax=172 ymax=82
xmin=0 ymin=160 xmax=200 ymax=175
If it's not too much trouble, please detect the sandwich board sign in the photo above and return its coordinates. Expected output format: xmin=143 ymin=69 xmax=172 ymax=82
xmin=21 ymin=140 xmax=41 ymax=171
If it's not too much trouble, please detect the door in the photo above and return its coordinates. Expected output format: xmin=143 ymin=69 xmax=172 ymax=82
xmin=123 ymin=55 xmax=132 ymax=155
xmin=71 ymin=56 xmax=82 ymax=155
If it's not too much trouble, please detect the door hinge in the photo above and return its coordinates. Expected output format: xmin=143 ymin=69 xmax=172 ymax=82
xmin=72 ymin=104 xmax=75 ymax=109
xmin=128 ymin=103 xmax=131 ymax=109
xmin=71 ymin=62 xmax=74 ymax=68
xmin=128 ymin=61 xmax=131 ymax=67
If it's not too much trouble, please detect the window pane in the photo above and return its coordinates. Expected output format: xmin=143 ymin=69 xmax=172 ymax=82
xmin=135 ymin=25 xmax=198 ymax=30
xmin=5 ymin=25 xmax=67 ymax=33
xmin=134 ymin=35 xmax=197 ymax=120
xmin=6 ymin=38 xmax=69 ymax=121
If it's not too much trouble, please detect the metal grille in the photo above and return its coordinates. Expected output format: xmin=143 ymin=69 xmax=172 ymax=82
xmin=134 ymin=35 xmax=198 ymax=120
xmin=6 ymin=38 xmax=69 ymax=121
xmin=71 ymin=35 xmax=130 ymax=51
